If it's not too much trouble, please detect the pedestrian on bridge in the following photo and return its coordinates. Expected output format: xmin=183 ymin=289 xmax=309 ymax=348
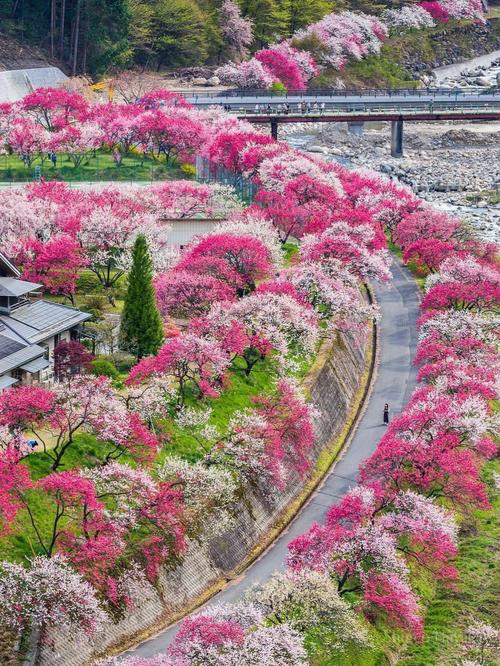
xmin=313 ymin=102 xmax=318 ymax=113
xmin=320 ymin=102 xmax=325 ymax=114
xmin=255 ymin=103 xmax=260 ymax=114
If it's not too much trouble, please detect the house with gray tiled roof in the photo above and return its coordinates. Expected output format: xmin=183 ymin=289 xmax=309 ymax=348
xmin=0 ymin=253 xmax=91 ymax=391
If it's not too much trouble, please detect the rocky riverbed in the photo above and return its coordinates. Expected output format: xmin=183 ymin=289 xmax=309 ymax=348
xmin=284 ymin=50 xmax=500 ymax=244
xmin=433 ymin=49 xmax=500 ymax=88
xmin=285 ymin=120 xmax=500 ymax=241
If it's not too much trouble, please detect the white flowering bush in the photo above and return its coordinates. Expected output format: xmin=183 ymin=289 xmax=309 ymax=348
xmin=0 ymin=555 xmax=107 ymax=636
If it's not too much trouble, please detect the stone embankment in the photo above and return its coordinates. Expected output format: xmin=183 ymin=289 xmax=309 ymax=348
xmin=34 ymin=328 xmax=371 ymax=666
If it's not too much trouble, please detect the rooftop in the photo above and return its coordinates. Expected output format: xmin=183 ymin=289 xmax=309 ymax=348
xmin=0 ymin=276 xmax=42 ymax=298
xmin=3 ymin=300 xmax=91 ymax=344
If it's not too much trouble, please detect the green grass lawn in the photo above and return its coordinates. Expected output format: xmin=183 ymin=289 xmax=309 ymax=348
xmin=0 ymin=352 xmax=282 ymax=562
xmin=0 ymin=150 xmax=190 ymax=183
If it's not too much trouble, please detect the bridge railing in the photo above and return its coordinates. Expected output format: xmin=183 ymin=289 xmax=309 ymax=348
xmin=186 ymin=86 xmax=499 ymax=100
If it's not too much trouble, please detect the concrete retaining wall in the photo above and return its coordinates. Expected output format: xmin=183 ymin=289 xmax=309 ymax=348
xmin=36 ymin=328 xmax=370 ymax=665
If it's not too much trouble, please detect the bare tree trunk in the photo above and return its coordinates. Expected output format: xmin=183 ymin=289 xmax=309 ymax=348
xmin=81 ymin=1 xmax=88 ymax=73
xmin=69 ymin=14 xmax=75 ymax=68
xmin=59 ymin=0 xmax=66 ymax=60
xmin=50 ymin=0 xmax=56 ymax=58
xmin=72 ymin=0 xmax=82 ymax=76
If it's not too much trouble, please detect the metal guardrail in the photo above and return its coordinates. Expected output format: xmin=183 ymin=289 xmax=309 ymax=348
xmin=186 ymin=86 xmax=499 ymax=100
xmin=234 ymin=104 xmax=500 ymax=115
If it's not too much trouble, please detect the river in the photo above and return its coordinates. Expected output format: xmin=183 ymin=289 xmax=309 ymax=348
xmin=433 ymin=49 xmax=500 ymax=84
xmin=284 ymin=51 xmax=500 ymax=243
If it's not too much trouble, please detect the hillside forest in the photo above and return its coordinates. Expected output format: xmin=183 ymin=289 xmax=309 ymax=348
xmin=0 ymin=0 xmax=399 ymax=76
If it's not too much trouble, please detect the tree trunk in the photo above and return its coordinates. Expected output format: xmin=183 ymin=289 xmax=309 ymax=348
xmin=72 ymin=0 xmax=82 ymax=76
xmin=50 ymin=0 xmax=56 ymax=58
xmin=59 ymin=0 xmax=66 ymax=60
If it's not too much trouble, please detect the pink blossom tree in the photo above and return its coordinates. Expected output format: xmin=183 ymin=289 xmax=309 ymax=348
xmin=0 ymin=377 xmax=159 ymax=470
xmin=176 ymin=234 xmax=273 ymax=294
xmin=155 ymin=270 xmax=236 ymax=319
xmin=126 ymin=333 xmax=231 ymax=406
xmin=0 ymin=555 xmax=106 ymax=639
xmin=218 ymin=0 xmax=254 ymax=62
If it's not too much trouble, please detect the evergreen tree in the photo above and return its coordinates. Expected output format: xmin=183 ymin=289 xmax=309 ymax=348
xmin=240 ymin=0 xmax=290 ymax=47
xmin=286 ymin=0 xmax=332 ymax=35
xmin=120 ymin=234 xmax=164 ymax=359
xmin=149 ymin=0 xmax=209 ymax=69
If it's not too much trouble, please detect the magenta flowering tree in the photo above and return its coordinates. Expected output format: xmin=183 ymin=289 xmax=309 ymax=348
xmin=16 ymin=234 xmax=88 ymax=301
xmin=155 ymin=270 xmax=237 ymax=319
xmin=176 ymin=233 xmax=273 ymax=294
xmin=135 ymin=109 xmax=206 ymax=164
xmin=253 ymin=379 xmax=317 ymax=477
xmin=20 ymin=88 xmax=88 ymax=131
xmin=255 ymin=44 xmax=317 ymax=90
xmin=0 ymin=448 xmax=33 ymax=535
xmin=419 ymin=1 xmax=450 ymax=21
xmin=393 ymin=208 xmax=462 ymax=250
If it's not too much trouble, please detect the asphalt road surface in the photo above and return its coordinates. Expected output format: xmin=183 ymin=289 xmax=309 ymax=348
xmin=122 ymin=258 xmax=420 ymax=660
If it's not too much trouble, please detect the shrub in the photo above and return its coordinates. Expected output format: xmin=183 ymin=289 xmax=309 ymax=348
xmin=91 ymin=357 xmax=119 ymax=379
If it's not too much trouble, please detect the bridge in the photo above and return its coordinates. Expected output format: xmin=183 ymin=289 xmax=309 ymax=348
xmin=186 ymin=87 xmax=500 ymax=156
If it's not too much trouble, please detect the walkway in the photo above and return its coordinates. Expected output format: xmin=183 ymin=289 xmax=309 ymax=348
xmin=123 ymin=258 xmax=421 ymax=659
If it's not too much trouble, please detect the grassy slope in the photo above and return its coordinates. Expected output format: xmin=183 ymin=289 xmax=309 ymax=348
xmin=399 ymin=459 xmax=500 ymax=666
xmin=309 ymin=458 xmax=499 ymax=666
xmin=0 ymin=355 xmax=279 ymax=563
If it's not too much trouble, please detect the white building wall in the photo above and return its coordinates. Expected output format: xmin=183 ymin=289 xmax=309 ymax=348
xmin=166 ymin=220 xmax=217 ymax=247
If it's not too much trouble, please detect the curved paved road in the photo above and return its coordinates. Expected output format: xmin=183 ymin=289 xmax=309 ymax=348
xmin=123 ymin=258 xmax=420 ymax=660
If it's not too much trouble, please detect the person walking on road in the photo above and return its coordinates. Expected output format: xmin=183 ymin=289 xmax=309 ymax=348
xmin=383 ymin=403 xmax=390 ymax=425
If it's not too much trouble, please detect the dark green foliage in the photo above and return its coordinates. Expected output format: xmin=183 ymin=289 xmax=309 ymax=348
xmin=286 ymin=0 xmax=332 ymax=34
xmin=130 ymin=0 xmax=209 ymax=69
xmin=119 ymin=234 xmax=164 ymax=359
xmin=90 ymin=357 xmax=120 ymax=379
xmin=0 ymin=0 xmax=131 ymax=76
xmin=240 ymin=0 xmax=290 ymax=46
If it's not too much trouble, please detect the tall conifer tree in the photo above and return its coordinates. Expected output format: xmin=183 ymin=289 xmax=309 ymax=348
xmin=120 ymin=234 xmax=164 ymax=359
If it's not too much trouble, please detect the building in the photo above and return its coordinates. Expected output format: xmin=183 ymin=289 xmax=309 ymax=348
xmin=0 ymin=67 xmax=68 ymax=103
xmin=0 ymin=253 xmax=90 ymax=391
xmin=165 ymin=218 xmax=217 ymax=248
